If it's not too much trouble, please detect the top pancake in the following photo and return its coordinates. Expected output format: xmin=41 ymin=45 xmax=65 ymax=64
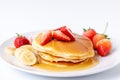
xmin=32 ymin=33 xmax=95 ymax=60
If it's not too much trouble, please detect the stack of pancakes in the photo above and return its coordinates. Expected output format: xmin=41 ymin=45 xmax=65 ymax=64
xmin=32 ymin=33 xmax=95 ymax=64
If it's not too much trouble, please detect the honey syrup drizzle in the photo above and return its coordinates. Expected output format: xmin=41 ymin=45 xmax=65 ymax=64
xmin=32 ymin=57 xmax=98 ymax=72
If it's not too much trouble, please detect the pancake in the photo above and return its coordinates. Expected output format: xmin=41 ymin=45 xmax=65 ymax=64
xmin=35 ymin=50 xmax=86 ymax=63
xmin=32 ymin=33 xmax=95 ymax=63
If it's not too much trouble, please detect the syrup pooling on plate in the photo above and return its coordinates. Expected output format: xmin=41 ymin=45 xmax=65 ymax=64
xmin=33 ymin=57 xmax=98 ymax=72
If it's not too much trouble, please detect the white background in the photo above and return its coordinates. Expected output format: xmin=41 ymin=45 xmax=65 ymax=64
xmin=0 ymin=0 xmax=120 ymax=80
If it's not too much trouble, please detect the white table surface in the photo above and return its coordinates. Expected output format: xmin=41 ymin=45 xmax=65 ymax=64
xmin=0 ymin=0 xmax=120 ymax=80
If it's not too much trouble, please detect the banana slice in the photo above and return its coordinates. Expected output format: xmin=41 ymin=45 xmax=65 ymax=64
xmin=15 ymin=45 xmax=37 ymax=65
xmin=19 ymin=45 xmax=34 ymax=51
xmin=15 ymin=45 xmax=34 ymax=59
xmin=15 ymin=48 xmax=28 ymax=59
xmin=19 ymin=49 xmax=37 ymax=65
xmin=5 ymin=46 xmax=16 ymax=56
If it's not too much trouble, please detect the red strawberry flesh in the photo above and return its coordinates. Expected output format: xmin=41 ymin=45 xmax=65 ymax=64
xmin=54 ymin=26 xmax=66 ymax=31
xmin=53 ymin=30 xmax=71 ymax=41
xmin=40 ymin=30 xmax=53 ymax=45
xmin=60 ymin=26 xmax=75 ymax=41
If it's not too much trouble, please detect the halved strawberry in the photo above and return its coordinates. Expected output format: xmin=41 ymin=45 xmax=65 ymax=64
xmin=59 ymin=26 xmax=75 ymax=41
xmin=53 ymin=30 xmax=71 ymax=41
xmin=40 ymin=30 xmax=52 ymax=45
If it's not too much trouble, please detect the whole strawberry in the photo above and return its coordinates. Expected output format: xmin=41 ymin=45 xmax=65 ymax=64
xmin=83 ymin=28 xmax=96 ymax=40
xmin=96 ymin=39 xmax=112 ymax=57
xmin=14 ymin=33 xmax=30 ymax=48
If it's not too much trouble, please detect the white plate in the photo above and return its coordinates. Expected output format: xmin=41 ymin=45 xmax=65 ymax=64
xmin=0 ymin=31 xmax=120 ymax=77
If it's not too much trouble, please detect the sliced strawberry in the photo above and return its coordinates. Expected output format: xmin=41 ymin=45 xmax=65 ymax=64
xmin=40 ymin=30 xmax=52 ymax=45
xmin=60 ymin=26 xmax=75 ymax=41
xmin=54 ymin=26 xmax=66 ymax=31
xmin=53 ymin=30 xmax=71 ymax=41
xmin=96 ymin=39 xmax=112 ymax=57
